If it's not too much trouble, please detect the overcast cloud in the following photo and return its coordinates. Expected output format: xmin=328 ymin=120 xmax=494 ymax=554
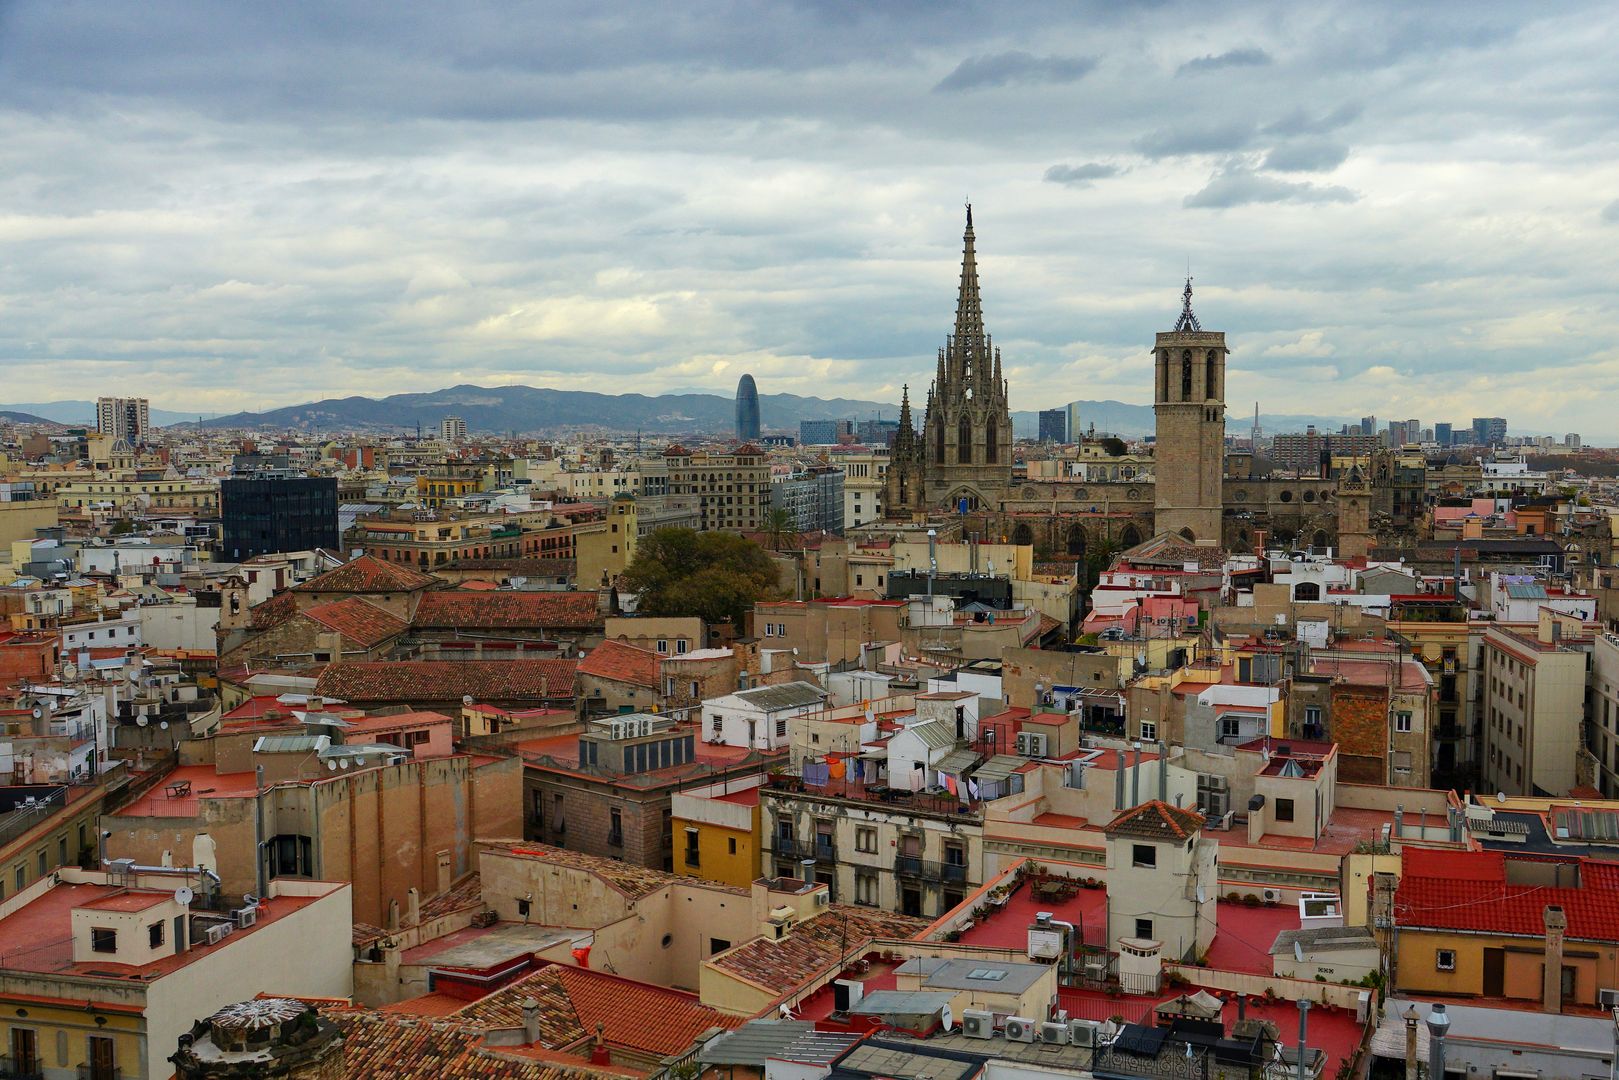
xmin=1 ymin=1 xmax=1618 ymax=437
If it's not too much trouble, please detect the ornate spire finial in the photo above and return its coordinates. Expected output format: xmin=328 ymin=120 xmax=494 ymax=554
xmin=1174 ymin=275 xmax=1201 ymax=332
xmin=954 ymin=205 xmax=985 ymax=347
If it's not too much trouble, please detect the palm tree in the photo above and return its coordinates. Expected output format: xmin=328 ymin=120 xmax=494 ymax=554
xmin=763 ymin=507 xmax=795 ymax=551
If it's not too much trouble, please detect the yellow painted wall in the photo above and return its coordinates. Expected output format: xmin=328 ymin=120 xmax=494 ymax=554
xmin=674 ymin=818 xmax=759 ymax=890
xmin=0 ymin=1004 xmax=145 ymax=1077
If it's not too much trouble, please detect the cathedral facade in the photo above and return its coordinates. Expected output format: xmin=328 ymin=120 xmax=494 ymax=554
xmin=883 ymin=209 xmax=1342 ymax=557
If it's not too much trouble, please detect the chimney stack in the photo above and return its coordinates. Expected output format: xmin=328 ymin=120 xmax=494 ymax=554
xmin=590 ymin=1023 xmax=611 ymax=1066
xmin=1543 ymin=905 xmax=1568 ymax=1013
xmin=521 ymin=997 xmax=541 ymax=1044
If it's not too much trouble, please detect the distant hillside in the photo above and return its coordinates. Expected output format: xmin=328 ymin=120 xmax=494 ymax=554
xmin=0 ymin=410 xmax=63 ymax=427
xmin=0 ymin=400 xmax=213 ymax=427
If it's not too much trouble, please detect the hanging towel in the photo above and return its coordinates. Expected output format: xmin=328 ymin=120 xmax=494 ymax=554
xmin=943 ymin=774 xmax=959 ymax=796
xmin=828 ymin=758 xmax=847 ymax=780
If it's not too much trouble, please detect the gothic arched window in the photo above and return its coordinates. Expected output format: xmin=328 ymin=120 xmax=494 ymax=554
xmin=935 ymin=422 xmax=945 ymax=464
xmin=985 ymin=417 xmax=998 ymax=463
xmin=1205 ymin=350 xmax=1218 ymax=400
xmin=1180 ymin=351 xmax=1193 ymax=399
xmin=958 ymin=415 xmax=973 ymax=464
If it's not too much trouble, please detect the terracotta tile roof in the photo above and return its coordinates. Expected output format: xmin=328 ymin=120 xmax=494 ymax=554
xmin=459 ymin=966 xmax=741 ymax=1056
xmin=1395 ymin=850 xmax=1619 ymax=941
xmin=439 ymin=558 xmax=575 ymax=579
xmin=577 ymin=639 xmax=660 ymax=688
xmin=413 ymin=590 xmax=602 ymax=630
xmin=301 ymin=596 xmax=408 ymax=648
xmin=708 ymin=905 xmax=930 ymax=995
xmin=1102 ymin=799 xmax=1205 ymax=841
xmin=496 ymin=843 xmax=695 ymax=902
xmin=294 ymin=554 xmax=437 ymax=594
xmin=316 ymin=659 xmax=578 ymax=704
xmin=330 ymin=1012 xmax=591 ymax=1079
xmin=248 ymin=590 xmax=298 ymax=630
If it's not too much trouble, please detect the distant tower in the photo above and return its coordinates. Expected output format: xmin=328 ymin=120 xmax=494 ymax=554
xmin=920 ymin=205 xmax=1014 ymax=510
xmin=1250 ymin=402 xmax=1262 ymax=447
xmin=1152 ymin=279 xmax=1226 ymax=543
xmin=1336 ymin=461 xmax=1373 ymax=560
xmin=735 ymin=374 xmax=761 ymax=442
xmin=882 ymin=384 xmax=926 ymax=519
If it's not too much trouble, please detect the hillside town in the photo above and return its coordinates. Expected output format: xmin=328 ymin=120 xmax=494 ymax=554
xmin=1 ymin=211 xmax=1617 ymax=1080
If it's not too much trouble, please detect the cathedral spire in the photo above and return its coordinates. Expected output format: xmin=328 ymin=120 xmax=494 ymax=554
xmin=897 ymin=383 xmax=913 ymax=433
xmin=954 ymin=204 xmax=986 ymax=348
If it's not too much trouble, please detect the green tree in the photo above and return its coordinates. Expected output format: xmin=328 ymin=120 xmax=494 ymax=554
xmin=762 ymin=506 xmax=795 ymax=551
xmin=622 ymin=528 xmax=779 ymax=627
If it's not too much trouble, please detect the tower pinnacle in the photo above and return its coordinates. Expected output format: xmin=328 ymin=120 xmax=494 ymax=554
xmin=954 ymin=205 xmax=985 ymax=348
xmin=1174 ymin=276 xmax=1202 ymax=332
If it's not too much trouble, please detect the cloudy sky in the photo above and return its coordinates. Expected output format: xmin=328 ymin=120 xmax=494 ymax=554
xmin=3 ymin=2 xmax=1618 ymax=436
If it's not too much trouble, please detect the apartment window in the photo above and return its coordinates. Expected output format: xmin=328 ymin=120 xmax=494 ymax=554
xmin=1132 ymin=844 xmax=1156 ymax=869
xmin=763 ymin=623 xmax=775 ymax=637
xmin=775 ymin=718 xmax=787 ymax=738
xmin=1395 ymin=711 xmax=1413 ymax=733
xmin=855 ymin=827 xmax=878 ymax=853
xmin=149 ymin=921 xmax=165 ymax=948
xmin=1275 ymin=798 xmax=1295 ymax=823
xmin=684 ymin=828 xmax=700 ymax=866
xmin=855 ymin=574 xmax=863 ymax=586
xmin=1391 ymin=751 xmax=1413 ymax=773
xmin=656 ymin=639 xmax=668 ymax=654
xmin=91 ymin=927 xmax=117 ymax=953
xmin=608 ymin=808 xmax=623 ymax=847
xmin=1139 ymin=721 xmax=1157 ymax=742
xmin=1219 ymin=716 xmax=1242 ymax=741
xmin=1435 ymin=949 xmax=1456 ymax=971
xmin=1303 ymin=705 xmax=1322 ymax=728
xmin=1135 ymin=918 xmax=1154 ymax=939
xmin=675 ymin=640 xmax=688 ymax=654
xmin=728 ymin=837 xmax=737 ymax=855
xmin=855 ymin=870 xmax=879 ymax=906
xmin=710 ymin=714 xmax=723 ymax=735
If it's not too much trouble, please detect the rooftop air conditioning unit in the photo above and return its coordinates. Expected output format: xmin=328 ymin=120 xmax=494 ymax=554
xmin=205 ymin=924 xmax=230 ymax=946
xmin=833 ymin=979 xmax=864 ymax=1013
xmin=234 ymin=907 xmax=257 ymax=928
xmin=1069 ymin=1019 xmax=1100 ymax=1047
xmin=1599 ymin=988 xmax=1619 ymax=1008
xmin=962 ymin=1009 xmax=995 ymax=1040
xmin=1016 ymin=732 xmax=1048 ymax=757
xmin=1038 ymin=1022 xmax=1070 ymax=1045
xmin=1004 ymin=1017 xmax=1036 ymax=1043
xmin=813 ymin=891 xmax=829 ymax=907
xmin=1262 ymin=888 xmax=1282 ymax=904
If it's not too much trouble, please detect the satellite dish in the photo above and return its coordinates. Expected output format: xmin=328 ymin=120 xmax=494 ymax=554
xmin=31 ymin=706 xmax=43 ymax=720
xmin=1294 ymin=940 xmax=1305 ymax=963
xmin=62 ymin=664 xmax=78 ymax=680
xmin=159 ymin=721 xmax=169 ymax=730
xmin=174 ymin=886 xmax=194 ymax=907
xmin=136 ymin=715 xmax=149 ymax=727
xmin=462 ymin=694 xmax=474 ymax=707
xmin=327 ymin=760 xmax=338 ymax=771
xmin=340 ymin=758 xmax=350 ymax=769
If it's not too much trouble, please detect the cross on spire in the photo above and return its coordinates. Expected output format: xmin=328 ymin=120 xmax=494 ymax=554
xmin=1174 ymin=276 xmax=1202 ymax=332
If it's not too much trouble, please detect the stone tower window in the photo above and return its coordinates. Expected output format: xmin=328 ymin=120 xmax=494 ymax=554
xmin=1205 ymin=350 xmax=1219 ymax=400
xmin=1180 ymin=351 xmax=1193 ymax=399
xmin=985 ymin=417 xmax=998 ymax=463
xmin=935 ymin=422 xmax=945 ymax=464
xmin=1160 ymin=350 xmax=1169 ymax=400
xmin=958 ymin=415 xmax=973 ymax=463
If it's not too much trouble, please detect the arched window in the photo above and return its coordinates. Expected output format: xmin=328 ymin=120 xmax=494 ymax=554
xmin=1159 ymin=350 xmax=1169 ymax=401
xmin=1066 ymin=525 xmax=1087 ymax=557
xmin=1012 ymin=523 xmax=1034 ymax=546
xmin=1180 ymin=527 xmax=1196 ymax=542
xmin=985 ymin=417 xmax=998 ymax=463
xmin=1180 ymin=351 xmax=1193 ymax=399
xmin=1312 ymin=529 xmax=1330 ymax=550
xmin=958 ymin=415 xmax=973 ymax=463
xmin=935 ymin=422 xmax=945 ymax=464
xmin=1120 ymin=524 xmax=1143 ymax=549
xmin=1294 ymin=581 xmax=1322 ymax=602
xmin=1205 ymin=350 xmax=1219 ymax=400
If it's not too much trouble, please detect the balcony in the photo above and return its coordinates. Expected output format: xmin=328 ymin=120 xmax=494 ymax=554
xmin=1436 ymin=725 xmax=1466 ymax=742
xmin=773 ymin=836 xmax=837 ymax=864
xmin=894 ymin=857 xmax=968 ymax=884
xmin=0 ymin=1058 xmax=43 ymax=1080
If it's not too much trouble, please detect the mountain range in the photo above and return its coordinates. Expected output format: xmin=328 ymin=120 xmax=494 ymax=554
xmin=1 ymin=385 xmax=1358 ymax=439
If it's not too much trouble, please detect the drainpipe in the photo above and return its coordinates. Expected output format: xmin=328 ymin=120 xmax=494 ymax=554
xmin=1426 ymin=1004 xmax=1450 ymax=1080
xmin=253 ymin=764 xmax=268 ymax=899
xmin=1295 ymin=999 xmax=1310 ymax=1080
xmin=1114 ymin=750 xmax=1125 ymax=811
xmin=1130 ymin=742 xmax=1142 ymax=807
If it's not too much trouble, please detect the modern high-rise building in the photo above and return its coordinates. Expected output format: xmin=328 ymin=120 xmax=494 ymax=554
xmin=1471 ymin=417 xmax=1507 ymax=445
xmin=1434 ymin=422 xmax=1453 ymax=446
xmin=734 ymin=374 xmax=761 ymax=442
xmin=799 ymin=419 xmax=853 ymax=445
xmin=1360 ymin=415 xmax=1377 ymax=437
xmin=770 ymin=466 xmax=845 ymax=533
xmin=221 ymin=476 xmax=340 ymax=561
xmin=439 ymin=416 xmax=467 ymax=442
xmin=96 ymin=396 xmax=150 ymax=445
xmin=1037 ymin=408 xmax=1068 ymax=443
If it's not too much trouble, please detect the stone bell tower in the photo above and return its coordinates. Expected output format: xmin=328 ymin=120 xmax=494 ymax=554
xmin=1336 ymin=461 xmax=1374 ymax=560
xmin=1152 ymin=279 xmax=1227 ymax=543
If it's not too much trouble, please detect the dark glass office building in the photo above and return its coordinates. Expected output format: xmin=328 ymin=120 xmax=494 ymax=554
xmin=735 ymin=373 xmax=761 ymax=442
xmin=221 ymin=476 xmax=339 ymax=560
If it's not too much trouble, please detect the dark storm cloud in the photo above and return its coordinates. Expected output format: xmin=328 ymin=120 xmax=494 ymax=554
xmin=1044 ymin=162 xmax=1120 ymax=188
xmin=1176 ymin=47 xmax=1272 ymax=75
xmin=1184 ymin=168 xmax=1357 ymax=208
xmin=1134 ymin=123 xmax=1256 ymax=159
xmin=933 ymin=51 xmax=1097 ymax=92
xmin=1261 ymin=140 xmax=1350 ymax=173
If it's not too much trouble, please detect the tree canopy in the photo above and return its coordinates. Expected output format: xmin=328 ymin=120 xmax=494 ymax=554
xmin=622 ymin=528 xmax=780 ymax=627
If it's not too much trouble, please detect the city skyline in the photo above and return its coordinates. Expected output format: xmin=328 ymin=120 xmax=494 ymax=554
xmin=4 ymin=3 xmax=1619 ymax=434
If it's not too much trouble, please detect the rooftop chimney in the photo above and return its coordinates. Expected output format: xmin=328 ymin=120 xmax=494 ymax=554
xmin=590 ymin=1023 xmax=611 ymax=1066
xmin=521 ymin=997 xmax=540 ymax=1044
xmin=1543 ymin=905 xmax=1567 ymax=1013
